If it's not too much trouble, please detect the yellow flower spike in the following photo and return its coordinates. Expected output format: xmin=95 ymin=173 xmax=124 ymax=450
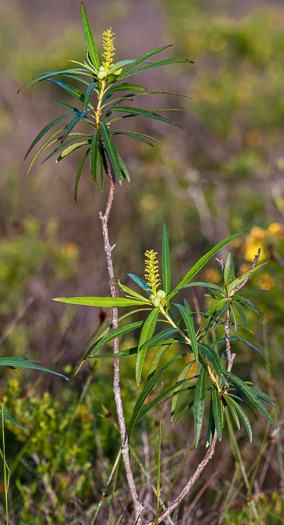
xmin=145 ymin=250 xmax=161 ymax=295
xmin=102 ymin=28 xmax=116 ymax=71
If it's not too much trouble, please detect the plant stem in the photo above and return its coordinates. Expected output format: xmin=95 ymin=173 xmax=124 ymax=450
xmin=99 ymin=174 xmax=143 ymax=524
xmin=145 ymin=430 xmax=218 ymax=524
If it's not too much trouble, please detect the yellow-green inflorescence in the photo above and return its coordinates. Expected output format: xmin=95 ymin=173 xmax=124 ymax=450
xmin=145 ymin=250 xmax=166 ymax=307
xmin=97 ymin=28 xmax=117 ymax=80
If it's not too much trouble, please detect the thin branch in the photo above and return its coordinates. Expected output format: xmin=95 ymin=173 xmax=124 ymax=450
xmin=234 ymin=248 xmax=261 ymax=293
xmin=144 ymin=431 xmax=218 ymax=525
xmin=99 ymin=168 xmax=143 ymax=524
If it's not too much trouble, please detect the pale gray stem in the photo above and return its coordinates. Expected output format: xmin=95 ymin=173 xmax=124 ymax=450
xmin=144 ymin=431 xmax=218 ymax=525
xmin=99 ymin=176 xmax=143 ymax=524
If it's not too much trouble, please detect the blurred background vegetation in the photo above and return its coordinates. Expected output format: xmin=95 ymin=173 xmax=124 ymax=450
xmin=1 ymin=0 xmax=284 ymax=523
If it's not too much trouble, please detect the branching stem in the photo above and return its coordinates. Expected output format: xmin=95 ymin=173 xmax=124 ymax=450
xmin=99 ymin=173 xmax=143 ymax=524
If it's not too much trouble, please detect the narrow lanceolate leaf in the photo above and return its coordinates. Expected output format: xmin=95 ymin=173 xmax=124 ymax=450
xmin=128 ymin=352 xmax=189 ymax=439
xmin=141 ymin=328 xmax=178 ymax=350
xmin=136 ymin=308 xmax=160 ymax=386
xmin=110 ymin=106 xmax=182 ymax=128
xmin=120 ymin=57 xmax=193 ymax=80
xmin=232 ymin=302 xmax=249 ymax=331
xmin=81 ymin=3 xmax=100 ymax=69
xmin=117 ymin=282 xmax=149 ymax=303
xmin=136 ymin=379 xmax=193 ymax=426
xmin=120 ymin=45 xmax=172 ymax=78
xmin=83 ymin=82 xmax=97 ymax=110
xmin=171 ymin=360 xmax=197 ymax=421
xmin=147 ymin=344 xmax=171 ymax=380
xmin=105 ymin=83 xmax=147 ymax=95
xmin=0 ymin=357 xmax=68 ymax=380
xmin=111 ymin=130 xmax=157 ymax=147
xmin=118 ymin=154 xmax=130 ymax=182
xmin=127 ymin=274 xmax=151 ymax=294
xmin=0 ymin=409 xmax=26 ymax=431
xmin=53 ymin=296 xmax=147 ymax=307
xmin=228 ymin=263 xmax=267 ymax=295
xmin=88 ymin=321 xmax=144 ymax=358
xmin=194 ymin=367 xmax=206 ymax=446
xmin=59 ymin=140 xmax=90 ymax=160
xmin=47 ymin=79 xmax=85 ymax=102
xmin=184 ymin=282 xmax=224 ymax=294
xmin=224 ymin=252 xmax=232 ymax=287
xmin=74 ymin=148 xmax=89 ymax=202
xmin=90 ymin=132 xmax=98 ymax=184
xmin=27 ymin=126 xmax=65 ymax=173
xmin=25 ymin=113 xmax=75 ymax=158
xmin=206 ymin=395 xmax=215 ymax=447
xmin=212 ymin=386 xmax=223 ymax=441
xmin=174 ymin=303 xmax=199 ymax=364
xmin=100 ymin=122 xmax=121 ymax=179
xmin=162 ymin=222 xmax=171 ymax=295
xmin=199 ymin=344 xmax=223 ymax=378
xmin=225 ymin=396 xmax=252 ymax=442
xmin=226 ymin=372 xmax=277 ymax=428
xmin=167 ymin=232 xmax=245 ymax=301
xmin=97 ymin=143 xmax=104 ymax=193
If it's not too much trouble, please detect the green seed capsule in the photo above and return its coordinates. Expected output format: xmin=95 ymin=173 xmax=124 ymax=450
xmin=97 ymin=71 xmax=107 ymax=80
xmin=157 ymin=290 xmax=166 ymax=299
xmin=98 ymin=66 xmax=105 ymax=71
xmin=152 ymin=297 xmax=161 ymax=307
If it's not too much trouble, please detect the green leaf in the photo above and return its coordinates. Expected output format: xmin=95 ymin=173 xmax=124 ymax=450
xmin=117 ymin=281 xmax=149 ymax=302
xmin=225 ymin=396 xmax=252 ymax=442
xmin=167 ymin=232 xmax=245 ymax=301
xmin=120 ymin=45 xmax=172 ymax=78
xmin=81 ymin=3 xmax=100 ymax=69
xmin=91 ymin=347 xmax=138 ymax=358
xmin=162 ymin=222 xmax=171 ymax=295
xmin=118 ymin=154 xmax=130 ymax=182
xmin=83 ymin=82 xmax=97 ymax=110
xmin=121 ymin=57 xmax=193 ymax=80
xmin=53 ymin=296 xmax=147 ymax=307
xmin=135 ymin=379 xmax=193 ymax=426
xmin=90 ymin=132 xmax=98 ymax=184
xmin=27 ymin=126 xmax=65 ymax=173
xmin=128 ymin=352 xmax=189 ymax=439
xmin=110 ymin=106 xmax=181 ymax=128
xmin=105 ymin=83 xmax=147 ymax=95
xmin=0 ymin=409 xmax=26 ymax=431
xmin=74 ymin=148 xmax=89 ymax=202
xmin=226 ymin=372 xmax=276 ymax=428
xmin=136 ymin=308 xmax=160 ymax=386
xmin=97 ymin=142 xmax=104 ymax=193
xmin=25 ymin=113 xmax=75 ymax=158
xmin=174 ymin=303 xmax=199 ymax=364
xmin=199 ymin=343 xmax=224 ymax=378
xmin=184 ymin=281 xmax=224 ymax=294
xmin=228 ymin=263 xmax=267 ymax=295
xmin=212 ymin=385 xmax=223 ymax=441
xmin=224 ymin=252 xmax=232 ymax=286
xmin=100 ymin=122 xmax=121 ymax=179
xmin=232 ymin=302 xmax=249 ymax=331
xmin=147 ymin=344 xmax=171 ymax=381
xmin=0 ymin=357 xmax=68 ymax=380
xmin=193 ymin=367 xmax=206 ymax=446
xmin=127 ymin=274 xmax=151 ymax=294
xmin=59 ymin=140 xmax=90 ymax=159
xmin=206 ymin=395 xmax=215 ymax=447
xmin=47 ymin=79 xmax=85 ymax=102
xmin=141 ymin=328 xmax=178 ymax=350
xmin=88 ymin=321 xmax=144 ymax=358
xmin=111 ymin=130 xmax=158 ymax=147
xmin=171 ymin=361 xmax=197 ymax=420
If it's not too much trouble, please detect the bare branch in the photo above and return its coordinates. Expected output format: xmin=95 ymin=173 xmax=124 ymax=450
xmin=100 ymin=172 xmax=143 ymax=524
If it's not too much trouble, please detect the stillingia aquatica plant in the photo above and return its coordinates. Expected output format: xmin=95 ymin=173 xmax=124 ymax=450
xmin=20 ymin=4 xmax=277 ymax=524
xmin=19 ymin=2 xmax=192 ymax=201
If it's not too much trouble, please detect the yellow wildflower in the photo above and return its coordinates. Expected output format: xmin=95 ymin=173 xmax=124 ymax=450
xmin=266 ymin=222 xmax=284 ymax=238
